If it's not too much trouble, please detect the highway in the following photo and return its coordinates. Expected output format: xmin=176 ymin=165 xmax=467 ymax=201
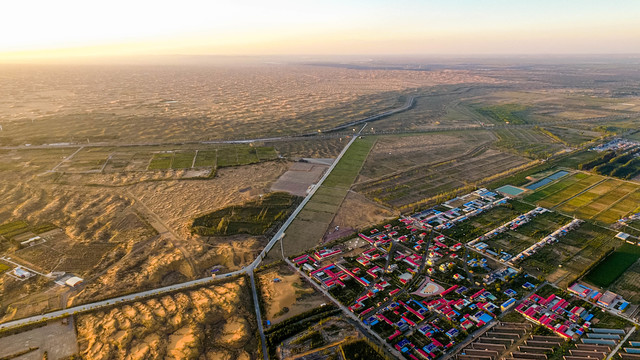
xmin=0 ymin=122 xmax=370 ymax=360
xmin=0 ymin=95 xmax=417 ymax=152
xmin=0 ymin=268 xmax=245 ymax=331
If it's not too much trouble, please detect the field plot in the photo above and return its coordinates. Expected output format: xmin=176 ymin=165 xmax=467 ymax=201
xmin=356 ymin=147 xmax=529 ymax=209
xmin=525 ymin=172 xmax=640 ymax=223
xmin=520 ymin=221 xmax=619 ymax=287
xmin=477 ymin=103 xmax=530 ymax=124
xmin=55 ymin=146 xmax=114 ymax=172
xmin=271 ymin=137 xmax=345 ymax=159
xmin=76 ymin=277 xmax=258 ymax=360
xmin=191 ymin=192 xmax=299 ymax=236
xmin=256 ymin=263 xmax=326 ymax=325
xmin=523 ymin=172 xmax=640 ymax=223
xmin=491 ymin=127 xmax=566 ymax=159
xmin=46 ymin=144 xmax=279 ymax=173
xmin=283 ymin=137 xmax=376 ymax=256
xmin=563 ymin=181 xmax=639 ymax=221
xmin=484 ymin=211 xmax=572 ymax=256
xmin=0 ymin=147 xmax=77 ymax=175
xmin=585 ymin=243 xmax=640 ymax=288
xmin=523 ymin=172 xmax=602 ymax=204
xmin=542 ymin=126 xmax=601 ymax=146
xmin=441 ymin=201 xmax=535 ymax=243
xmin=149 ymin=146 xmax=277 ymax=170
xmin=610 ymin=255 xmax=640 ymax=303
xmin=357 ymin=131 xmax=493 ymax=181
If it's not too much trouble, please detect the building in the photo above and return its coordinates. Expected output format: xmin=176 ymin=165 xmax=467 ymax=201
xmin=598 ymin=291 xmax=618 ymax=308
xmin=65 ymin=276 xmax=84 ymax=287
xmin=13 ymin=267 xmax=32 ymax=278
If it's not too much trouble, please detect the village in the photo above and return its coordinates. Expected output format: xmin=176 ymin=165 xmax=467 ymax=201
xmin=289 ymin=187 xmax=639 ymax=359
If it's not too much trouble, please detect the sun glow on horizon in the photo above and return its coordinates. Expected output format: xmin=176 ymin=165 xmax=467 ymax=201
xmin=2 ymin=0 xmax=640 ymax=62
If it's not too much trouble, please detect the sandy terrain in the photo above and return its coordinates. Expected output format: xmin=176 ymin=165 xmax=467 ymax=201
xmin=0 ymin=320 xmax=78 ymax=360
xmin=271 ymin=161 xmax=329 ymax=196
xmin=76 ymin=277 xmax=257 ymax=360
xmin=257 ymin=264 xmax=327 ymax=324
xmin=126 ymin=161 xmax=289 ymax=239
xmin=0 ymin=65 xmax=500 ymax=145
xmin=0 ymin=160 xmax=289 ymax=319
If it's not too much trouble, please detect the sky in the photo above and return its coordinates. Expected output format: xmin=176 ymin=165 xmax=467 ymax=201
xmin=1 ymin=0 xmax=639 ymax=61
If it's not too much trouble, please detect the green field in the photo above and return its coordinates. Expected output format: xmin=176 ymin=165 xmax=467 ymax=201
xmin=521 ymin=221 xmax=619 ymax=287
xmin=441 ymin=200 xmax=535 ymax=243
xmin=477 ymin=103 xmax=530 ymax=125
xmin=148 ymin=152 xmax=173 ymax=170
xmin=523 ymin=172 xmax=640 ymax=224
xmin=171 ymin=151 xmax=196 ymax=169
xmin=148 ymin=145 xmax=278 ymax=170
xmin=322 ymin=137 xmax=376 ymax=189
xmin=0 ymin=263 xmax=9 ymax=273
xmin=283 ymin=137 xmax=376 ymax=256
xmin=585 ymin=243 xmax=640 ymax=288
xmin=492 ymin=127 xmax=564 ymax=159
xmin=341 ymin=340 xmax=386 ymax=360
xmin=0 ymin=220 xmax=30 ymax=240
xmin=191 ymin=192 xmax=299 ymax=236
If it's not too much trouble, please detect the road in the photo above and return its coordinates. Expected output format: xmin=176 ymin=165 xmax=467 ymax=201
xmin=0 ymin=122 xmax=370 ymax=360
xmin=0 ymin=268 xmax=244 ymax=331
xmin=284 ymin=258 xmax=404 ymax=359
xmin=607 ymin=327 xmax=635 ymax=360
xmin=0 ymin=95 xmax=417 ymax=152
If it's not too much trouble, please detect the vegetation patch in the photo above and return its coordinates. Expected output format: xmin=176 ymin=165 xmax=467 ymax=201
xmin=579 ymin=148 xmax=640 ymax=180
xmin=585 ymin=243 xmax=640 ymax=287
xmin=0 ymin=220 xmax=58 ymax=241
xmin=341 ymin=339 xmax=387 ymax=360
xmin=477 ymin=103 xmax=530 ymax=124
xmin=191 ymin=192 xmax=300 ymax=236
xmin=264 ymin=305 xmax=340 ymax=358
xmin=492 ymin=127 xmax=564 ymax=159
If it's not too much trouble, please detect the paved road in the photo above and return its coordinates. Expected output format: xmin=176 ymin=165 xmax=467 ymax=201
xmin=0 ymin=122 xmax=370 ymax=360
xmin=607 ymin=327 xmax=636 ymax=360
xmin=284 ymin=258 xmax=405 ymax=359
xmin=246 ymin=123 xmax=368 ymax=360
xmin=0 ymin=95 xmax=417 ymax=152
xmin=0 ymin=269 xmax=244 ymax=331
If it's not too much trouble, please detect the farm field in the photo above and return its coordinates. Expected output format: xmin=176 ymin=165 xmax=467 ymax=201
xmin=476 ymin=103 xmax=530 ymax=125
xmin=357 ymin=131 xmax=494 ymax=181
xmin=484 ymin=211 xmax=572 ymax=256
xmin=542 ymin=126 xmax=601 ymax=146
xmin=441 ymin=200 xmax=535 ymax=243
xmin=356 ymin=146 xmax=530 ymax=210
xmin=610 ymin=255 xmax=640 ymax=303
xmin=191 ymin=192 xmax=300 ymax=237
xmin=520 ymin=221 xmax=619 ymax=287
xmin=283 ymin=137 xmax=376 ymax=256
xmin=75 ymin=276 xmax=258 ymax=360
xmin=523 ymin=172 xmax=640 ymax=223
xmin=584 ymin=243 xmax=640 ymax=288
xmin=491 ymin=126 xmax=566 ymax=159
xmin=36 ymin=143 xmax=279 ymax=174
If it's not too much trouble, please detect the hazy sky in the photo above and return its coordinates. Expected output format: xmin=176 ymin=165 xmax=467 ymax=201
xmin=1 ymin=0 xmax=639 ymax=61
